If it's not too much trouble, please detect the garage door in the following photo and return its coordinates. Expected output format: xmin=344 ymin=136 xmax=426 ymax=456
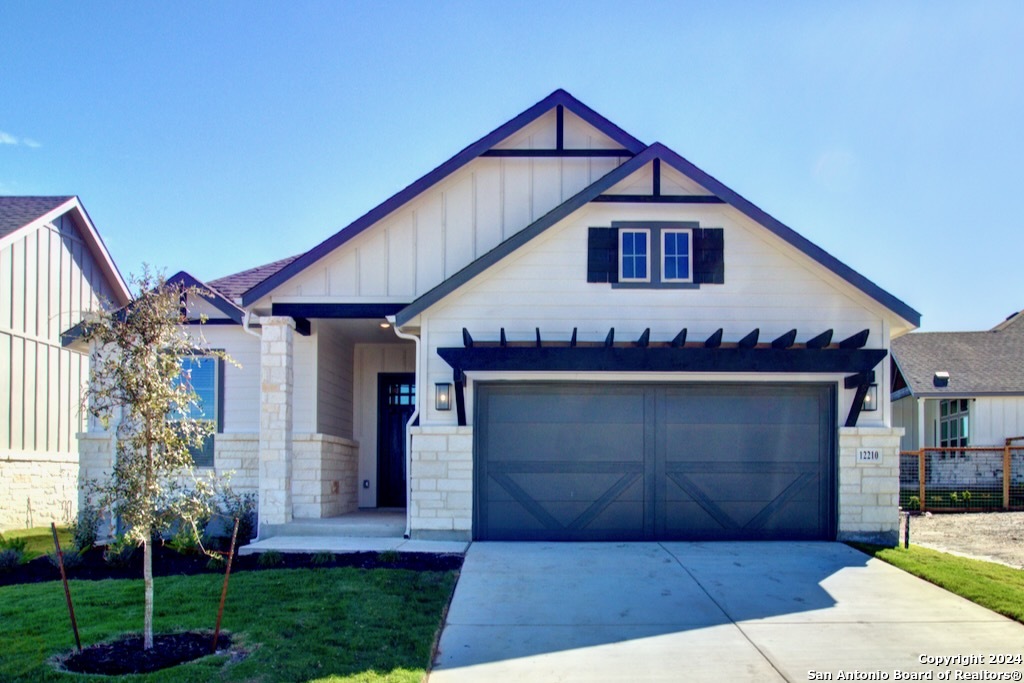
xmin=474 ymin=382 xmax=835 ymax=541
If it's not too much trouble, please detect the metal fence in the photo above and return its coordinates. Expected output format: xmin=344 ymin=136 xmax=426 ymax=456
xmin=899 ymin=438 xmax=1024 ymax=512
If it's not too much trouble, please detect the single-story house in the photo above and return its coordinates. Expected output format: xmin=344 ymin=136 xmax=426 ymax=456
xmin=891 ymin=310 xmax=1024 ymax=451
xmin=79 ymin=90 xmax=919 ymax=544
xmin=0 ymin=196 xmax=129 ymax=530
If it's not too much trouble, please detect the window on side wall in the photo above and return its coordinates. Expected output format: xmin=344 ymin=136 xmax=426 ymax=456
xmin=177 ymin=355 xmax=221 ymax=467
xmin=938 ymin=398 xmax=969 ymax=449
xmin=619 ymin=229 xmax=650 ymax=282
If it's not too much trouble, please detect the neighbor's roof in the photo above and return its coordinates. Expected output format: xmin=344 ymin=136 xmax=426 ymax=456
xmin=0 ymin=195 xmax=74 ymax=239
xmin=891 ymin=312 xmax=1024 ymax=397
xmin=0 ymin=195 xmax=130 ymax=305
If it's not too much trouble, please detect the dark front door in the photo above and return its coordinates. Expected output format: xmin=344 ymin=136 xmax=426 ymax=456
xmin=474 ymin=382 xmax=835 ymax=541
xmin=377 ymin=373 xmax=416 ymax=507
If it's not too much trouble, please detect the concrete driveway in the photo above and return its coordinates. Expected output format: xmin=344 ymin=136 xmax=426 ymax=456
xmin=429 ymin=542 xmax=1024 ymax=682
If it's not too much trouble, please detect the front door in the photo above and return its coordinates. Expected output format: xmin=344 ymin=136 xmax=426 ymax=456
xmin=377 ymin=373 xmax=416 ymax=507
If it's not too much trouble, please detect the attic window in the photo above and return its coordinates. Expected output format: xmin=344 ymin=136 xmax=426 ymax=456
xmin=619 ymin=229 xmax=650 ymax=282
xmin=587 ymin=221 xmax=722 ymax=288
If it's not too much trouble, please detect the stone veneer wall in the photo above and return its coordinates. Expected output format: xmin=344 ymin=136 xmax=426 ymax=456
xmin=409 ymin=426 xmax=473 ymax=540
xmin=292 ymin=434 xmax=359 ymax=519
xmin=837 ymin=426 xmax=904 ymax=545
xmin=0 ymin=455 xmax=78 ymax=530
xmin=259 ymin=317 xmax=294 ymax=525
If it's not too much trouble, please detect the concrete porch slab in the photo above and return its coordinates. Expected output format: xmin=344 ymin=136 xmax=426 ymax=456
xmin=239 ymin=535 xmax=468 ymax=555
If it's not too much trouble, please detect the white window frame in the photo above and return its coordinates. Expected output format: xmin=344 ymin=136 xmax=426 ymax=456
xmin=618 ymin=228 xmax=651 ymax=283
xmin=661 ymin=228 xmax=693 ymax=283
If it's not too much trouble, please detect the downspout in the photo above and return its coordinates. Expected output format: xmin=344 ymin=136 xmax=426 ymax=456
xmin=242 ymin=309 xmax=261 ymax=339
xmin=388 ymin=315 xmax=419 ymax=540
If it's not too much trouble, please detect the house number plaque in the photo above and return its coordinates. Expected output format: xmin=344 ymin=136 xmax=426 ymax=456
xmin=856 ymin=448 xmax=881 ymax=463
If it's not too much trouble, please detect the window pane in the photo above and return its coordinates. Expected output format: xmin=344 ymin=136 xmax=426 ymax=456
xmin=960 ymin=399 xmax=969 ymax=412
xmin=665 ymin=258 xmax=676 ymax=279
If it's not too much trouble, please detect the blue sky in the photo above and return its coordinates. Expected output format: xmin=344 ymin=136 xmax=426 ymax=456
xmin=2 ymin=1 xmax=1021 ymax=331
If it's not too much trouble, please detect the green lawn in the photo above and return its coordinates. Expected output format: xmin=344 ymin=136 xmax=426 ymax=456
xmin=852 ymin=543 xmax=1024 ymax=623
xmin=0 ymin=567 xmax=456 ymax=682
xmin=2 ymin=525 xmax=73 ymax=560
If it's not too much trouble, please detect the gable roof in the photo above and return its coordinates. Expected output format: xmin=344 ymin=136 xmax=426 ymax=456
xmin=0 ymin=195 xmax=130 ymax=306
xmin=395 ymin=142 xmax=921 ymax=327
xmin=0 ymin=196 xmax=75 ymax=239
xmin=167 ymin=271 xmax=245 ymax=324
xmin=239 ymin=90 xmax=646 ymax=306
xmin=891 ymin=312 xmax=1024 ymax=397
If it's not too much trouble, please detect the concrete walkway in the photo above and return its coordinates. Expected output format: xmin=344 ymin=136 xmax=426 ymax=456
xmin=430 ymin=542 xmax=1024 ymax=682
xmin=238 ymin=535 xmax=468 ymax=555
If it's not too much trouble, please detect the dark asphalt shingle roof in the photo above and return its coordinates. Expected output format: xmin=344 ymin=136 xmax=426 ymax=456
xmin=207 ymin=254 xmax=303 ymax=302
xmin=891 ymin=312 xmax=1024 ymax=396
xmin=0 ymin=196 xmax=74 ymax=239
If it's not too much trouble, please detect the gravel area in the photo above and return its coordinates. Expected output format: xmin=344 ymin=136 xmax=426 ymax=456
xmin=903 ymin=511 xmax=1024 ymax=569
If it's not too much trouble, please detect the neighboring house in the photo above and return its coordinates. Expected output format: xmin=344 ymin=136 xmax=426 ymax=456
xmin=891 ymin=311 xmax=1024 ymax=451
xmin=79 ymin=90 xmax=919 ymax=544
xmin=0 ymin=196 xmax=129 ymax=530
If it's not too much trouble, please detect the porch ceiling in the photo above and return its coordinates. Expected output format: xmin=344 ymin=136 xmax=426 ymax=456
xmin=318 ymin=318 xmax=409 ymax=344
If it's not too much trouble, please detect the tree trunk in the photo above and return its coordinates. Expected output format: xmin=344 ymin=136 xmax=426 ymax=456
xmin=144 ymin=536 xmax=153 ymax=649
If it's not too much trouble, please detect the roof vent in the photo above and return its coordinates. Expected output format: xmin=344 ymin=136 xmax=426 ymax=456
xmin=934 ymin=371 xmax=950 ymax=387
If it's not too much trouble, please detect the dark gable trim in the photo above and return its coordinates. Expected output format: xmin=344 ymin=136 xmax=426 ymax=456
xmin=167 ymin=271 xmax=244 ymax=325
xmin=645 ymin=143 xmax=921 ymax=326
xmin=271 ymin=303 xmax=407 ymax=319
xmin=396 ymin=146 xmax=665 ymax=325
xmin=397 ymin=144 xmax=917 ymax=327
xmin=240 ymin=90 xmax=646 ymax=307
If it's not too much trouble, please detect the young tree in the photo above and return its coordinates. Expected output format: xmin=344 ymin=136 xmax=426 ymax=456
xmin=82 ymin=267 xmax=233 ymax=650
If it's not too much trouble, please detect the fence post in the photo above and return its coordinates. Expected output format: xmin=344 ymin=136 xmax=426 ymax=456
xmin=1004 ymin=439 xmax=1012 ymax=511
xmin=918 ymin=448 xmax=926 ymax=512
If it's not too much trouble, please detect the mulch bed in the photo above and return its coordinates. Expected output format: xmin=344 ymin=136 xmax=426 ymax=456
xmin=0 ymin=541 xmax=464 ymax=587
xmin=58 ymin=632 xmax=232 ymax=675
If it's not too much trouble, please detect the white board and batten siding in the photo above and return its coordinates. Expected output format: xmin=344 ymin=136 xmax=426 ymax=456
xmin=0 ymin=212 xmax=118 ymax=457
xmin=0 ymin=210 xmax=120 ymax=528
xmin=894 ymin=394 xmax=1024 ymax=451
xmin=417 ymin=199 xmax=896 ymax=428
xmin=254 ymin=109 xmax=626 ymax=307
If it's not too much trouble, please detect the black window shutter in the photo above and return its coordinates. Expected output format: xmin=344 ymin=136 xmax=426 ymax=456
xmin=587 ymin=227 xmax=619 ymax=283
xmin=693 ymin=228 xmax=724 ymax=284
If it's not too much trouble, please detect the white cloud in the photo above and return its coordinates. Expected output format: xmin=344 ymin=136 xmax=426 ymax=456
xmin=0 ymin=131 xmax=41 ymax=147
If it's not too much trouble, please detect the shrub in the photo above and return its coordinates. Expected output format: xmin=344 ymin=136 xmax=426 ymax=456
xmin=166 ymin=524 xmax=202 ymax=555
xmin=377 ymin=549 xmax=400 ymax=564
xmin=0 ymin=534 xmax=29 ymax=554
xmin=949 ymin=491 xmax=960 ymax=506
xmin=103 ymin=536 xmax=139 ymax=568
xmin=907 ymin=496 xmax=921 ymax=511
xmin=205 ymin=553 xmax=227 ymax=571
xmin=71 ymin=503 xmax=101 ymax=551
xmin=257 ymin=550 xmax=283 ymax=567
xmin=218 ymin=490 xmax=258 ymax=544
xmin=310 ymin=551 xmax=335 ymax=566
xmin=0 ymin=548 xmax=22 ymax=571
xmin=47 ymin=547 xmax=83 ymax=570
xmin=961 ymin=490 xmax=972 ymax=507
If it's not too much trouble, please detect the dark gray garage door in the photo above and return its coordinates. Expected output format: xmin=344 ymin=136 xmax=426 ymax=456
xmin=474 ymin=383 xmax=835 ymax=541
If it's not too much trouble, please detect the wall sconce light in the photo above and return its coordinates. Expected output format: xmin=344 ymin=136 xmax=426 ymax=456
xmin=435 ymin=383 xmax=452 ymax=411
xmin=862 ymin=383 xmax=878 ymax=412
